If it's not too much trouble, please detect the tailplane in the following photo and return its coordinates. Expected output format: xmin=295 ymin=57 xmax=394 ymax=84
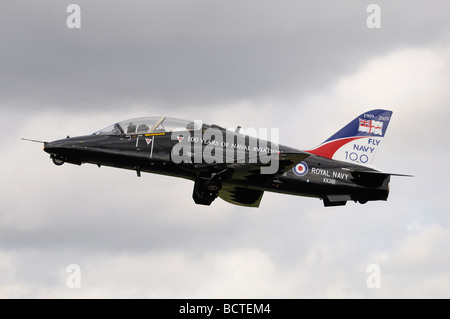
xmin=307 ymin=109 xmax=393 ymax=167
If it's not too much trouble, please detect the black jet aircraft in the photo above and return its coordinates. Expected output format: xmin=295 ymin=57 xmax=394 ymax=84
xmin=24 ymin=109 xmax=409 ymax=207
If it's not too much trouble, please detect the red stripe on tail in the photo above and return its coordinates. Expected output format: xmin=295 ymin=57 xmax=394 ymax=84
xmin=306 ymin=137 xmax=365 ymax=159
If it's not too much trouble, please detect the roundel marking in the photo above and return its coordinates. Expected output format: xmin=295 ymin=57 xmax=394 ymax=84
xmin=293 ymin=161 xmax=308 ymax=176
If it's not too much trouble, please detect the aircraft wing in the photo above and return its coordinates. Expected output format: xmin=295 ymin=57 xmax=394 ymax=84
xmin=276 ymin=152 xmax=310 ymax=174
xmin=225 ymin=151 xmax=310 ymax=177
xmin=218 ymin=184 xmax=264 ymax=208
xmin=191 ymin=151 xmax=309 ymax=180
xmin=193 ymin=152 xmax=309 ymax=207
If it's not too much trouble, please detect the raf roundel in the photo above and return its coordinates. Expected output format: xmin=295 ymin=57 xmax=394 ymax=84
xmin=293 ymin=161 xmax=308 ymax=176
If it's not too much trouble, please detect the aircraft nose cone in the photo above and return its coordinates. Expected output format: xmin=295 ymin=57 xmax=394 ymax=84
xmin=42 ymin=140 xmax=70 ymax=166
xmin=43 ymin=137 xmax=87 ymax=166
xmin=43 ymin=140 xmax=64 ymax=154
xmin=43 ymin=141 xmax=51 ymax=154
xmin=43 ymin=138 xmax=78 ymax=156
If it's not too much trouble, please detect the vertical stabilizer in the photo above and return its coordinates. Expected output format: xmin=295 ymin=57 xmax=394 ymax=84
xmin=306 ymin=109 xmax=393 ymax=167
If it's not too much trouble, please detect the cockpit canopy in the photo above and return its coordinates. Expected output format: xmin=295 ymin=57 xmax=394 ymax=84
xmin=94 ymin=116 xmax=202 ymax=136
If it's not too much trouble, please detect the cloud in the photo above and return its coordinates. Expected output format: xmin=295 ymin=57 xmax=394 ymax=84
xmin=333 ymin=46 xmax=450 ymax=220
xmin=365 ymin=223 xmax=450 ymax=298
xmin=2 ymin=1 xmax=450 ymax=299
xmin=2 ymin=1 xmax=450 ymax=111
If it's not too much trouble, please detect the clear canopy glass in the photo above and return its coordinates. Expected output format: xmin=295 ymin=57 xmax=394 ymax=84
xmin=94 ymin=116 xmax=202 ymax=136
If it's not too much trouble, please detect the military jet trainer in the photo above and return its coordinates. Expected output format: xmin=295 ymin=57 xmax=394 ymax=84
xmin=23 ymin=109 xmax=410 ymax=207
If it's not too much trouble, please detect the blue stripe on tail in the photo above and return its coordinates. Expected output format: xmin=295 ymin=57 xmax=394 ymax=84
xmin=307 ymin=109 xmax=393 ymax=166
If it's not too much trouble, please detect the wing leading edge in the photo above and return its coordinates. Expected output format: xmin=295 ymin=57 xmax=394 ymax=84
xmin=217 ymin=152 xmax=309 ymax=207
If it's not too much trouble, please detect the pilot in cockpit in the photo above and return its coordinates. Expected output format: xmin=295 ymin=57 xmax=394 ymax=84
xmin=127 ymin=123 xmax=136 ymax=134
xmin=186 ymin=121 xmax=196 ymax=130
xmin=137 ymin=124 xmax=149 ymax=133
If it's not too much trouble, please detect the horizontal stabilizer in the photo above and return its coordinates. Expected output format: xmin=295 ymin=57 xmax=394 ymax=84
xmin=342 ymin=168 xmax=412 ymax=187
xmin=342 ymin=168 xmax=413 ymax=177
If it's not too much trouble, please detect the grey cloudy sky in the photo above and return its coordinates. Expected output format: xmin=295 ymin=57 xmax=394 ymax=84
xmin=1 ymin=0 xmax=450 ymax=298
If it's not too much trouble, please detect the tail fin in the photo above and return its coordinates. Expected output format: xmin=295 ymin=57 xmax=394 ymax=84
xmin=307 ymin=109 xmax=393 ymax=167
